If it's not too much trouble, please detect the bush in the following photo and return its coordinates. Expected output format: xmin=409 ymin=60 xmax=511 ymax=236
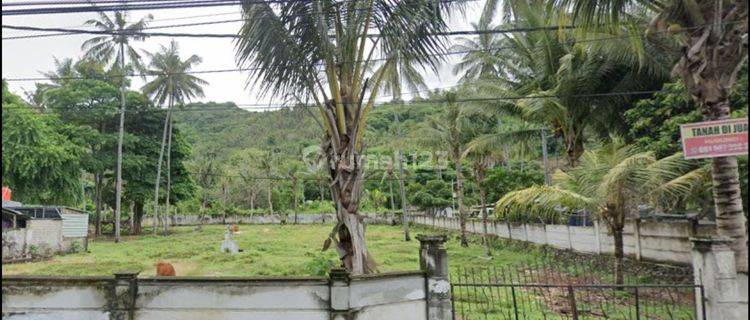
xmin=69 ymin=240 xmax=82 ymax=253
xmin=304 ymin=252 xmax=337 ymax=276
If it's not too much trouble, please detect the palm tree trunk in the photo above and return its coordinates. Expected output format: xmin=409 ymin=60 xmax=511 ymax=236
xmin=319 ymin=181 xmax=325 ymax=202
xmin=250 ymin=191 xmax=256 ymax=210
xmin=703 ymin=100 xmax=748 ymax=272
xmin=222 ymin=183 xmax=227 ymax=224
xmin=133 ymin=201 xmax=143 ymax=235
xmin=267 ymin=181 xmax=274 ymax=215
xmin=454 ymin=148 xmax=468 ymax=247
xmin=164 ymin=111 xmax=173 ymax=235
xmin=565 ymin=125 xmax=585 ymax=167
xmin=477 ymin=170 xmax=491 ymax=257
xmin=114 ymin=41 xmax=126 ymax=243
xmin=293 ymin=179 xmax=298 ymax=224
xmin=388 ymin=178 xmax=396 ymax=215
xmin=324 ymin=133 xmax=375 ymax=275
xmin=152 ymin=96 xmax=173 ymax=236
xmin=393 ymin=106 xmax=410 ymax=241
xmin=129 ymin=201 xmax=135 ymax=232
xmin=613 ymin=227 xmax=624 ymax=285
xmin=676 ymin=20 xmax=748 ymax=271
xmin=197 ymin=197 xmax=207 ymax=231
xmin=94 ymin=173 xmax=102 ymax=236
xmin=541 ymin=128 xmax=551 ymax=185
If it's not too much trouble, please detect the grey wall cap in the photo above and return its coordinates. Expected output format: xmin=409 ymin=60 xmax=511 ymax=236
xmin=416 ymin=234 xmax=448 ymax=243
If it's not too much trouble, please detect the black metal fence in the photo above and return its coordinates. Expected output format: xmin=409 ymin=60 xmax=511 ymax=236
xmin=451 ymin=264 xmax=703 ymax=320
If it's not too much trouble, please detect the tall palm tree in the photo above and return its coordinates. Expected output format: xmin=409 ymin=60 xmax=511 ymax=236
xmin=81 ymin=10 xmax=152 ymax=243
xmin=472 ymin=1 xmax=673 ymax=167
xmin=378 ymin=51 xmax=428 ymax=242
xmin=418 ymin=92 xmax=498 ymax=247
xmin=42 ymin=57 xmax=76 ymax=87
xmin=235 ymin=0 xmax=462 ymax=274
xmin=451 ymin=21 xmax=503 ymax=83
xmin=554 ymin=0 xmax=749 ymax=275
xmin=497 ymin=139 xmax=707 ymax=283
xmin=142 ymin=40 xmax=207 ymax=236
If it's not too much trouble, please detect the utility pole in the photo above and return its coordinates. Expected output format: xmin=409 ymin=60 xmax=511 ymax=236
xmin=393 ymin=106 xmax=410 ymax=241
xmin=114 ymin=40 xmax=125 ymax=243
xmin=541 ymin=128 xmax=551 ymax=186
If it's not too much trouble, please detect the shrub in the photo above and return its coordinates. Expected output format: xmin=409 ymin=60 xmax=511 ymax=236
xmin=304 ymin=252 xmax=337 ymax=276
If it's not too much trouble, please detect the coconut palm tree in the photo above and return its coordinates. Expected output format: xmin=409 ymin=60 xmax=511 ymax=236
xmin=142 ymin=40 xmax=207 ymax=236
xmin=451 ymin=21 xmax=504 ymax=83
xmin=377 ymin=51 xmax=428 ymax=242
xmin=552 ymin=0 xmax=749 ymax=275
xmin=42 ymin=57 xmax=76 ymax=87
xmin=81 ymin=10 xmax=152 ymax=243
xmin=417 ymin=92 xmax=499 ymax=247
xmin=497 ymin=138 xmax=708 ymax=283
xmin=462 ymin=119 xmax=542 ymax=255
xmin=472 ymin=0 xmax=673 ymax=166
xmin=235 ymin=0 xmax=462 ymax=274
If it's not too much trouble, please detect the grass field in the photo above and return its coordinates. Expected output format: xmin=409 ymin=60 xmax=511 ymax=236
xmin=2 ymin=224 xmax=543 ymax=277
xmin=3 ymin=224 xmax=695 ymax=319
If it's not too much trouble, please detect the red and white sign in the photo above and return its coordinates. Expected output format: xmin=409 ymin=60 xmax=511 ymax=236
xmin=680 ymin=118 xmax=748 ymax=160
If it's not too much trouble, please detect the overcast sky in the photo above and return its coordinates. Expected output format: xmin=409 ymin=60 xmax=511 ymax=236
xmin=2 ymin=1 xmax=486 ymax=110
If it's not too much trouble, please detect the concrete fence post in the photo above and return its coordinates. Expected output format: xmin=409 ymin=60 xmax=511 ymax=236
xmin=328 ymin=268 xmax=351 ymax=320
xmin=633 ymin=219 xmax=642 ymax=261
xmin=417 ymin=234 xmax=452 ymax=320
xmin=523 ymin=223 xmax=529 ymax=241
xmin=111 ymin=271 xmax=139 ymax=320
xmin=507 ymin=221 xmax=512 ymax=241
xmin=691 ymin=237 xmax=748 ymax=320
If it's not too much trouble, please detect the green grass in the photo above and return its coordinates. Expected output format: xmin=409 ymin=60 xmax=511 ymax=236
xmin=2 ymin=224 xmax=537 ymax=277
xmin=2 ymin=224 xmax=695 ymax=319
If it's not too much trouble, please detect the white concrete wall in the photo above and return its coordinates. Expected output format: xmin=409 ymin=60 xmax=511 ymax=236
xmin=26 ymin=219 xmax=63 ymax=256
xmin=135 ymin=279 xmax=330 ymax=320
xmin=413 ymin=215 xmax=716 ymax=265
xmin=2 ymin=272 xmax=428 ymax=320
xmin=143 ymin=213 xmax=394 ymax=227
xmin=2 ymin=228 xmax=29 ymax=260
xmin=1 ymin=277 xmax=113 ymax=320
xmin=349 ymin=273 xmax=426 ymax=320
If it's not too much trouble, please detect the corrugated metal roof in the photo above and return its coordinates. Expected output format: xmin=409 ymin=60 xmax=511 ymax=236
xmin=60 ymin=213 xmax=89 ymax=237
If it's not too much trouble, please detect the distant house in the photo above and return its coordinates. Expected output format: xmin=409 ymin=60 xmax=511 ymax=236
xmin=2 ymin=202 xmax=89 ymax=261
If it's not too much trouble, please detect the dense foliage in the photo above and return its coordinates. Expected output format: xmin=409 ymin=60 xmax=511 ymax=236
xmin=2 ymin=81 xmax=86 ymax=205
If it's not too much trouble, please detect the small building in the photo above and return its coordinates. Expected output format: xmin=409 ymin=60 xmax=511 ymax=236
xmin=2 ymin=203 xmax=89 ymax=261
xmin=2 ymin=207 xmax=37 ymax=261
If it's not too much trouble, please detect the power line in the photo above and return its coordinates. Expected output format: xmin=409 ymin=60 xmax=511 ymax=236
xmin=0 ymin=28 xmax=710 ymax=82
xmin=3 ymin=22 xmax=583 ymax=39
xmin=2 ymin=89 xmax=663 ymax=114
xmin=2 ymin=0 xmax=246 ymax=15
xmin=2 ymin=0 xmax=230 ymax=7
xmin=1 ymin=0 xmax=473 ymax=16
xmin=2 ymin=18 xmax=245 ymax=40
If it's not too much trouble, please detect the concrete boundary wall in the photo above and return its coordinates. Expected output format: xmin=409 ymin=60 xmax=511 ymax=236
xmin=411 ymin=215 xmax=715 ymax=266
xmin=2 ymin=236 xmax=453 ymax=320
xmin=141 ymin=213 xmax=394 ymax=227
xmin=1 ymin=271 xmax=429 ymax=320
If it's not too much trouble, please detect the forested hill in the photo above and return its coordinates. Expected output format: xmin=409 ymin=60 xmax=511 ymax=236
xmin=172 ymin=100 xmax=448 ymax=161
xmin=172 ymin=102 xmax=321 ymax=161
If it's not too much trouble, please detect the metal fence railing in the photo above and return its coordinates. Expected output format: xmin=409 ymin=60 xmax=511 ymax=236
xmin=450 ymin=265 xmax=702 ymax=320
